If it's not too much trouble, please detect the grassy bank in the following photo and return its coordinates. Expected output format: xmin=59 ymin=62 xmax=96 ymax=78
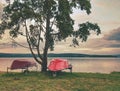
xmin=0 ymin=72 xmax=120 ymax=91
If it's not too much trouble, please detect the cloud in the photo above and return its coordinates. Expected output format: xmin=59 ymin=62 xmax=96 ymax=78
xmin=104 ymin=27 xmax=120 ymax=42
xmin=87 ymin=27 xmax=120 ymax=49
xmin=70 ymin=26 xmax=120 ymax=53
xmin=52 ymin=26 xmax=120 ymax=53
xmin=108 ymin=44 xmax=120 ymax=48
xmin=102 ymin=27 xmax=120 ymax=48
xmin=83 ymin=27 xmax=120 ymax=51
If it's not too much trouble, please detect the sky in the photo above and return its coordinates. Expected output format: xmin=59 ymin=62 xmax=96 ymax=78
xmin=0 ymin=0 xmax=120 ymax=55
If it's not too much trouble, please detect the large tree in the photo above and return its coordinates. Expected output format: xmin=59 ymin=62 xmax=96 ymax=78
xmin=0 ymin=0 xmax=101 ymax=72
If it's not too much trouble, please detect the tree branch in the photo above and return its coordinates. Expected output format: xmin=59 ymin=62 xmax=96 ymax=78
xmin=25 ymin=20 xmax=42 ymax=64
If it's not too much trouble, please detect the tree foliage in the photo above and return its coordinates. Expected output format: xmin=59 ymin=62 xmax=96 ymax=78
xmin=0 ymin=0 xmax=101 ymax=72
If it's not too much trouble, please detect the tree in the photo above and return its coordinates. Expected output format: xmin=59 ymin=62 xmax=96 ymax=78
xmin=0 ymin=0 xmax=101 ymax=72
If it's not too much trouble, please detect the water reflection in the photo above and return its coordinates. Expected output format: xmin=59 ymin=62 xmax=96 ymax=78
xmin=68 ymin=57 xmax=120 ymax=73
xmin=0 ymin=57 xmax=120 ymax=73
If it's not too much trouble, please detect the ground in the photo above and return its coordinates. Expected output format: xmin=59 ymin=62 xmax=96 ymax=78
xmin=0 ymin=72 xmax=120 ymax=91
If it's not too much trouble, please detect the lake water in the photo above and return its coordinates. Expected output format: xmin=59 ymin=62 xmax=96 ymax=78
xmin=0 ymin=57 xmax=120 ymax=73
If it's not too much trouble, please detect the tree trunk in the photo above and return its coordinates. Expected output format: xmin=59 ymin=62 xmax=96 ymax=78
xmin=41 ymin=40 xmax=49 ymax=72
xmin=41 ymin=55 xmax=48 ymax=72
xmin=41 ymin=0 xmax=50 ymax=72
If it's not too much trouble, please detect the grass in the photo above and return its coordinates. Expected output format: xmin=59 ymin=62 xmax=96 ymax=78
xmin=0 ymin=71 xmax=120 ymax=91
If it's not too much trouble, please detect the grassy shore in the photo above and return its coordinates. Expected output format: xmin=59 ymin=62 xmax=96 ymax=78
xmin=0 ymin=72 xmax=120 ymax=91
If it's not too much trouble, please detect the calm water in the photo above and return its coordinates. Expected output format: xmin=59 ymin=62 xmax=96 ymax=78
xmin=0 ymin=57 xmax=120 ymax=73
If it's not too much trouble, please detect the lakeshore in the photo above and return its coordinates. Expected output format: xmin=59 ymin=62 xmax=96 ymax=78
xmin=0 ymin=55 xmax=120 ymax=91
xmin=0 ymin=57 xmax=120 ymax=73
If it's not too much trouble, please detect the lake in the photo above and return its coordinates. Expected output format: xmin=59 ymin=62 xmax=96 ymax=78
xmin=0 ymin=57 xmax=120 ymax=73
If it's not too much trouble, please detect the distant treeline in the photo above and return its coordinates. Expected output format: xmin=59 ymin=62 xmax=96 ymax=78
xmin=48 ymin=53 xmax=118 ymax=58
xmin=0 ymin=53 xmax=119 ymax=58
xmin=0 ymin=53 xmax=32 ymax=58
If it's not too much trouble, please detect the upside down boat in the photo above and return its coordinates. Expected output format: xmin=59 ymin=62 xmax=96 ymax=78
xmin=48 ymin=58 xmax=72 ymax=72
xmin=7 ymin=59 xmax=37 ymax=73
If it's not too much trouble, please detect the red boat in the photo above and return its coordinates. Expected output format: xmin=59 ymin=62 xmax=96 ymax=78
xmin=48 ymin=58 xmax=72 ymax=72
xmin=7 ymin=59 xmax=37 ymax=73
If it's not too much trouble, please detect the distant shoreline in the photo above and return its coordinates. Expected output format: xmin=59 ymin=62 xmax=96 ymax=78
xmin=0 ymin=53 xmax=119 ymax=58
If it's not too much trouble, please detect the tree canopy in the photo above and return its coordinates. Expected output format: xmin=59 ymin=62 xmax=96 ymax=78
xmin=0 ymin=0 xmax=101 ymax=72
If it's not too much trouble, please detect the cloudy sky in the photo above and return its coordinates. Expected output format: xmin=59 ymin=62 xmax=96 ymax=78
xmin=0 ymin=0 xmax=120 ymax=55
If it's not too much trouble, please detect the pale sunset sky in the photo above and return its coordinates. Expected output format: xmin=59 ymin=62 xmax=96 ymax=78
xmin=0 ymin=0 xmax=120 ymax=55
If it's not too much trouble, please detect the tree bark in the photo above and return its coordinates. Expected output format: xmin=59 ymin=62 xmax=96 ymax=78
xmin=41 ymin=0 xmax=50 ymax=72
xmin=41 ymin=53 xmax=48 ymax=72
